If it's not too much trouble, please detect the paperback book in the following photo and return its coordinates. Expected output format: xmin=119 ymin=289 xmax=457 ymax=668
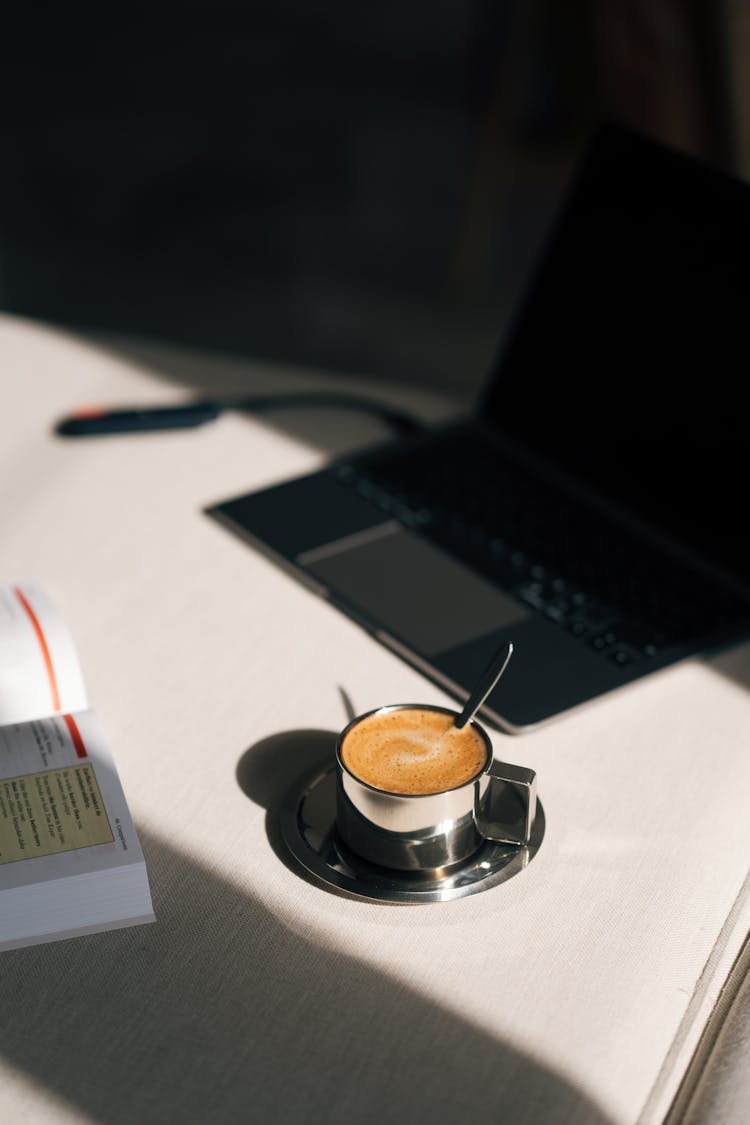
xmin=0 ymin=580 xmax=154 ymax=951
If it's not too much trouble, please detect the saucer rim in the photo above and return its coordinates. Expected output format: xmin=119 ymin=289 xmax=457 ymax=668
xmin=279 ymin=763 xmax=545 ymax=904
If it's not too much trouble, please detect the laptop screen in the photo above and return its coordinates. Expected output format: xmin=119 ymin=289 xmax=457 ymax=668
xmin=481 ymin=124 xmax=750 ymax=587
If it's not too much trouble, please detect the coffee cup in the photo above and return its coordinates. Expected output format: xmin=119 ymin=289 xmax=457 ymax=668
xmin=335 ymin=703 xmax=537 ymax=874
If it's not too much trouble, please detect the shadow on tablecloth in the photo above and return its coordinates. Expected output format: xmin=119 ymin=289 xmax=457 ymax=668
xmin=0 ymin=822 xmax=613 ymax=1125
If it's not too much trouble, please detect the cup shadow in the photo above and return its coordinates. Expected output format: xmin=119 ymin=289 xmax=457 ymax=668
xmin=1 ymin=828 xmax=614 ymax=1125
xmin=236 ymin=726 xmax=337 ymax=882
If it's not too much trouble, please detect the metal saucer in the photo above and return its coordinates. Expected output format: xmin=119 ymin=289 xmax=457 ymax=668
xmin=280 ymin=763 xmax=545 ymax=904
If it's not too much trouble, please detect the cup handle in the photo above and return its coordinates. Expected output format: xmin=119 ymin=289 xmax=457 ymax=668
xmin=474 ymin=760 xmax=537 ymax=847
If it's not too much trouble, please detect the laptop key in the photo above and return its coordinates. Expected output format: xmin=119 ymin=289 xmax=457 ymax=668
xmin=609 ymin=648 xmax=636 ymax=666
xmin=589 ymin=631 xmax=618 ymax=651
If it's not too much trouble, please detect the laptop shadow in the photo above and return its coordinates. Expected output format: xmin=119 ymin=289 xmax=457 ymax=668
xmin=704 ymin=639 xmax=750 ymax=694
xmin=1 ymin=826 xmax=613 ymax=1125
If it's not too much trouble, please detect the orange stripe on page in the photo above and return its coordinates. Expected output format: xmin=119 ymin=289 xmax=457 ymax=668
xmin=63 ymin=713 xmax=88 ymax=759
xmin=13 ymin=586 xmax=62 ymax=711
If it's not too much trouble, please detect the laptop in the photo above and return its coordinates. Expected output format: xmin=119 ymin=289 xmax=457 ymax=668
xmin=208 ymin=122 xmax=750 ymax=732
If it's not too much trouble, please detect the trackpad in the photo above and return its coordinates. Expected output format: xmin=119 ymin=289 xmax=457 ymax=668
xmin=304 ymin=526 xmax=528 ymax=656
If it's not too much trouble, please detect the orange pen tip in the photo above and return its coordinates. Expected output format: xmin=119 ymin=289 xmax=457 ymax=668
xmin=72 ymin=405 xmax=107 ymax=420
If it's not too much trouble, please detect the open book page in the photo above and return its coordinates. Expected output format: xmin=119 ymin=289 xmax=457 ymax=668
xmin=0 ymin=709 xmax=146 ymax=886
xmin=0 ymin=580 xmax=87 ymax=724
xmin=0 ymin=709 xmax=155 ymax=949
xmin=0 ymin=581 xmax=154 ymax=950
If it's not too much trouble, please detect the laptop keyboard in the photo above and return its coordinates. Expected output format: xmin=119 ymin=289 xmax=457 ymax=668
xmin=334 ymin=430 xmax=743 ymax=667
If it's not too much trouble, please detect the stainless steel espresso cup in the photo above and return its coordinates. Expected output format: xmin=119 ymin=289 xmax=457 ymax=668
xmin=335 ymin=704 xmax=537 ymax=874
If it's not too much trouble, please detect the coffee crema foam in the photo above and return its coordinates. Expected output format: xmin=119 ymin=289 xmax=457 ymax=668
xmin=340 ymin=708 xmax=488 ymax=795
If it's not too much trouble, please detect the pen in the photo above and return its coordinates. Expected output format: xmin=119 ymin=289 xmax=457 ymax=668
xmin=55 ymin=401 xmax=224 ymax=436
xmin=55 ymin=393 xmax=424 ymax=438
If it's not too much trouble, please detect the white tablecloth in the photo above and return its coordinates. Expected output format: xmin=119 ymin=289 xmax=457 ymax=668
xmin=3 ymin=312 xmax=750 ymax=1125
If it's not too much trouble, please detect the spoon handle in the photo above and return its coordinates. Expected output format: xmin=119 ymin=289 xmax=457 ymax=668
xmin=454 ymin=641 xmax=514 ymax=729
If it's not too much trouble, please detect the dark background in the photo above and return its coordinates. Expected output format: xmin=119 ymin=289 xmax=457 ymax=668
xmin=2 ymin=0 xmax=746 ymax=395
